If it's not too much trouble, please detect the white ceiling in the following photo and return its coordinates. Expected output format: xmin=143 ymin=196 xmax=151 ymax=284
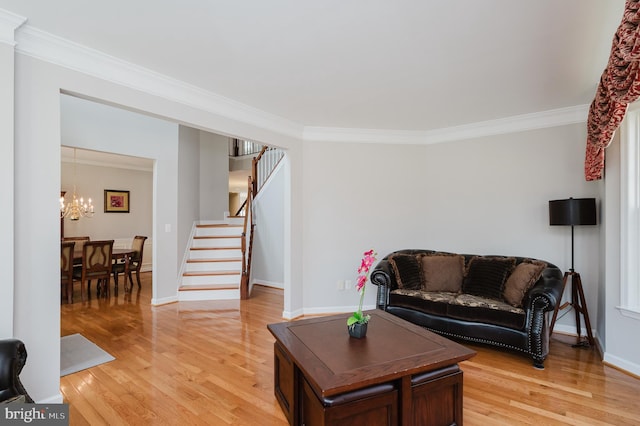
xmin=1 ymin=0 xmax=625 ymax=132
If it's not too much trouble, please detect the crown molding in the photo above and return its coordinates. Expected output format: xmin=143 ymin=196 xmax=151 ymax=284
xmin=9 ymin=17 xmax=589 ymax=146
xmin=302 ymin=127 xmax=428 ymax=144
xmin=0 ymin=9 xmax=26 ymax=46
xmin=13 ymin=24 xmax=304 ymax=140
xmin=303 ymin=104 xmax=590 ymax=144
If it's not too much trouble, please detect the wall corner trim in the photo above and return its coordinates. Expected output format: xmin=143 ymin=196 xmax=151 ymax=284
xmin=0 ymin=9 xmax=26 ymax=46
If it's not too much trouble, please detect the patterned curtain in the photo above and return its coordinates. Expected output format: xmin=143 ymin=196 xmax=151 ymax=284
xmin=585 ymin=0 xmax=640 ymax=181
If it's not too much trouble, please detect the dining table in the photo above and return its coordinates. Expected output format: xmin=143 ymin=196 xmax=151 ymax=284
xmin=73 ymin=248 xmax=136 ymax=293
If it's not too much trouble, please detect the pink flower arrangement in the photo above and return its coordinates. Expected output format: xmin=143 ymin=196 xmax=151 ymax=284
xmin=347 ymin=249 xmax=377 ymax=328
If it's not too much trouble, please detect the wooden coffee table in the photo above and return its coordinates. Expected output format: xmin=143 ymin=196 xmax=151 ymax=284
xmin=268 ymin=310 xmax=476 ymax=426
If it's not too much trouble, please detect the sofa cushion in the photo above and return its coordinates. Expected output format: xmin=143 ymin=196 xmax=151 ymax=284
xmin=447 ymin=294 xmax=526 ymax=330
xmin=389 ymin=289 xmax=457 ymax=316
xmin=462 ymin=256 xmax=516 ymax=301
xmin=389 ymin=254 xmax=423 ymax=290
xmin=421 ymin=255 xmax=464 ymax=292
xmin=503 ymin=261 xmax=546 ymax=307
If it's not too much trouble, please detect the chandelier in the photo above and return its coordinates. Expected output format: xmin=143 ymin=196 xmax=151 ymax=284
xmin=60 ymin=148 xmax=94 ymax=221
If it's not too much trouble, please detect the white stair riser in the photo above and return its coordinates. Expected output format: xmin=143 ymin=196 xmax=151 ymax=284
xmin=181 ymin=274 xmax=241 ymax=286
xmin=185 ymin=262 xmax=241 ymax=272
xmin=192 ymin=238 xmax=241 ymax=248
xmin=178 ymin=288 xmax=240 ymax=301
xmin=180 ymin=218 xmax=247 ymax=298
xmin=195 ymin=227 xmax=243 ymax=237
xmin=188 ymin=249 xmax=242 ymax=260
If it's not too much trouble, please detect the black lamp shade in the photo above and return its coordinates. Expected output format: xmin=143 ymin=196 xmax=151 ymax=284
xmin=549 ymin=198 xmax=597 ymax=226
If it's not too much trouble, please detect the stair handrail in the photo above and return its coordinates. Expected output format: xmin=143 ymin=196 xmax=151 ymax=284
xmin=234 ymin=197 xmax=247 ymax=217
xmin=240 ymin=175 xmax=254 ymax=299
xmin=229 ymin=138 xmax=262 ymax=157
xmin=252 ymin=146 xmax=285 ymax=197
xmin=251 ymin=146 xmax=267 ymax=197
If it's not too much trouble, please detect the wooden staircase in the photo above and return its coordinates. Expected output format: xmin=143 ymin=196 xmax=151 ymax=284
xmin=178 ymin=217 xmax=244 ymax=301
xmin=178 ymin=144 xmax=283 ymax=301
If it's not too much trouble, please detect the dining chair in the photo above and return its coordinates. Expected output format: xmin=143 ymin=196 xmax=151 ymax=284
xmin=72 ymin=240 xmax=114 ymax=301
xmin=60 ymin=241 xmax=75 ymax=304
xmin=62 ymin=236 xmax=90 ymax=265
xmin=113 ymin=235 xmax=147 ymax=290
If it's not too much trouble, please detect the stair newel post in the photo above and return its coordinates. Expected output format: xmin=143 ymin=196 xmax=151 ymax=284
xmin=240 ymin=231 xmax=248 ymax=299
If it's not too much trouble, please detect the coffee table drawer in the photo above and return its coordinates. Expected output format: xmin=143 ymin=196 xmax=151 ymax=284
xmin=301 ymin=378 xmax=398 ymax=426
xmin=410 ymin=366 xmax=463 ymax=426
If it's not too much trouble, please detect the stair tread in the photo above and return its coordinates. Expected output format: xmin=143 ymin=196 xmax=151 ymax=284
xmin=179 ymin=284 xmax=239 ymax=291
xmin=196 ymin=224 xmax=243 ymax=228
xmin=183 ymin=270 xmax=241 ymax=276
xmin=190 ymin=247 xmax=242 ymax=251
xmin=194 ymin=235 xmax=242 ymax=239
xmin=187 ymin=258 xmax=242 ymax=263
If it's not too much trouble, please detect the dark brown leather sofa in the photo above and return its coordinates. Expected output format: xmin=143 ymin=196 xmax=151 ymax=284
xmin=0 ymin=339 xmax=34 ymax=403
xmin=370 ymin=250 xmax=564 ymax=369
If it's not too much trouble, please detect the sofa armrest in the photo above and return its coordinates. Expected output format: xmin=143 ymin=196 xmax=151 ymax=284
xmin=370 ymin=258 xmax=394 ymax=289
xmin=0 ymin=339 xmax=34 ymax=403
xmin=370 ymin=256 xmax=398 ymax=310
xmin=523 ymin=267 xmax=564 ymax=312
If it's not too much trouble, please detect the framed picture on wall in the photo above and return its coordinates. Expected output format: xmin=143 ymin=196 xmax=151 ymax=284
xmin=104 ymin=189 xmax=130 ymax=213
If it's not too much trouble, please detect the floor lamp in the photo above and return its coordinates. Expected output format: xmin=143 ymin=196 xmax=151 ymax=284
xmin=548 ymin=197 xmax=597 ymax=347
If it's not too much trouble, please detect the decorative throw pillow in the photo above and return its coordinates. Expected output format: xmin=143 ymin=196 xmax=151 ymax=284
xmin=462 ymin=256 xmax=516 ymax=301
xmin=503 ymin=261 xmax=546 ymax=307
xmin=421 ymin=255 xmax=464 ymax=292
xmin=388 ymin=254 xmax=423 ymax=290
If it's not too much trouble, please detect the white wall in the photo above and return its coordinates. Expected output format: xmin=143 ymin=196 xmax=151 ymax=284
xmin=199 ymin=132 xmax=229 ymax=220
xmin=302 ymin=141 xmax=427 ymax=313
xmin=0 ymin=35 xmax=16 ymax=338
xmin=61 ymin=159 xmax=154 ymax=271
xmin=61 ymin=161 xmax=153 ymax=241
xmin=14 ymin=57 xmax=70 ymax=404
xmin=300 ymin=124 xmax=602 ymax=327
xmin=178 ymin=125 xmax=200 ymax=264
xmin=252 ymin=161 xmax=285 ymax=288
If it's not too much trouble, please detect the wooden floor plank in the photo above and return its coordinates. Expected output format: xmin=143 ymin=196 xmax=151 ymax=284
xmin=60 ymin=273 xmax=640 ymax=425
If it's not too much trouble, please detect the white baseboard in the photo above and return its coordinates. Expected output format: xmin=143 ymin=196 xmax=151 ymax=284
xmin=151 ymin=295 xmax=178 ymax=306
xmin=301 ymin=303 xmax=376 ymax=317
xmin=282 ymin=308 xmax=304 ymax=320
xmin=37 ymin=393 xmax=63 ymax=404
xmin=552 ymin=323 xmax=596 ymax=340
xmin=603 ymin=352 xmax=640 ymax=377
xmin=252 ymin=279 xmax=283 ymax=289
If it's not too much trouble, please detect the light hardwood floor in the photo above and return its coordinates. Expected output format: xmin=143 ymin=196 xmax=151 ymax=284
xmin=60 ymin=273 xmax=640 ymax=425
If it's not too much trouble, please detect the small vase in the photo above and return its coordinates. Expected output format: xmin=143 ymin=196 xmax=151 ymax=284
xmin=348 ymin=322 xmax=368 ymax=338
